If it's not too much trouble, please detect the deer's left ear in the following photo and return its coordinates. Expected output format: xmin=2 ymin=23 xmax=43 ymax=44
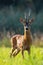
xmin=29 ymin=18 xmax=34 ymax=23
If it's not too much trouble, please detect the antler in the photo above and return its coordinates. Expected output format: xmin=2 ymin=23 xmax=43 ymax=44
xmin=24 ymin=13 xmax=26 ymax=19
xmin=24 ymin=12 xmax=29 ymax=23
xmin=28 ymin=9 xmax=31 ymax=17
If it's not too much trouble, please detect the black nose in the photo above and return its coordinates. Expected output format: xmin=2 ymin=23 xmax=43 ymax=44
xmin=26 ymin=27 xmax=28 ymax=30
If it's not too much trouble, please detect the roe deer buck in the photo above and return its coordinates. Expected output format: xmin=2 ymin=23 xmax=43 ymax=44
xmin=10 ymin=13 xmax=34 ymax=58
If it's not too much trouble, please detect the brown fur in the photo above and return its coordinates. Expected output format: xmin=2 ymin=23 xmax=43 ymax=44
xmin=10 ymin=29 xmax=32 ymax=58
xmin=10 ymin=17 xmax=33 ymax=58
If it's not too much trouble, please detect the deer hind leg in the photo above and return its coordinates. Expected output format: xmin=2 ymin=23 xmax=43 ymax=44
xmin=12 ymin=48 xmax=20 ymax=57
xmin=10 ymin=47 xmax=17 ymax=57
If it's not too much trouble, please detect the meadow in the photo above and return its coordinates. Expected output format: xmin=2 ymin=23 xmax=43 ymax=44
xmin=0 ymin=37 xmax=43 ymax=65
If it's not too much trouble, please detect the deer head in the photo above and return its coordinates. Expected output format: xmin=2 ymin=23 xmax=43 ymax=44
xmin=20 ymin=12 xmax=34 ymax=31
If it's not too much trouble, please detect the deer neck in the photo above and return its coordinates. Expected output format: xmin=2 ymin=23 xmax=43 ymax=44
xmin=24 ymin=27 xmax=31 ymax=41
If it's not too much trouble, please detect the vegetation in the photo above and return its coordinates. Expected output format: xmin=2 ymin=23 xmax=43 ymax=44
xmin=0 ymin=0 xmax=43 ymax=65
xmin=0 ymin=37 xmax=43 ymax=65
xmin=0 ymin=46 xmax=43 ymax=65
xmin=0 ymin=37 xmax=11 ymax=47
xmin=0 ymin=0 xmax=43 ymax=34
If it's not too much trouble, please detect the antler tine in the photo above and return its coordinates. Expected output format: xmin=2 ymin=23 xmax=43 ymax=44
xmin=25 ymin=12 xmax=28 ymax=22
xmin=24 ymin=12 xmax=27 ymax=19
xmin=28 ymin=9 xmax=31 ymax=17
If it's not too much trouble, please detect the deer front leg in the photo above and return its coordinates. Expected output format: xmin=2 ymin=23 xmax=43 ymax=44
xmin=12 ymin=48 xmax=20 ymax=57
xmin=27 ymin=47 xmax=31 ymax=58
xmin=21 ymin=46 xmax=24 ymax=58
xmin=26 ymin=46 xmax=31 ymax=54
xmin=28 ymin=47 xmax=30 ymax=54
xmin=21 ymin=49 xmax=24 ymax=58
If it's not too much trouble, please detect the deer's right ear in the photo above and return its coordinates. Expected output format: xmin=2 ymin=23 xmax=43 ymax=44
xmin=29 ymin=18 xmax=34 ymax=23
xmin=20 ymin=18 xmax=26 ymax=25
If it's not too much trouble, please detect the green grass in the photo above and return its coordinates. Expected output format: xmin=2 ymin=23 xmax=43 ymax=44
xmin=0 ymin=46 xmax=43 ymax=65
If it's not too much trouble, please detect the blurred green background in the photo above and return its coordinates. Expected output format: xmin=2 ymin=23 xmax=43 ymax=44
xmin=0 ymin=0 xmax=43 ymax=33
xmin=0 ymin=0 xmax=43 ymax=47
